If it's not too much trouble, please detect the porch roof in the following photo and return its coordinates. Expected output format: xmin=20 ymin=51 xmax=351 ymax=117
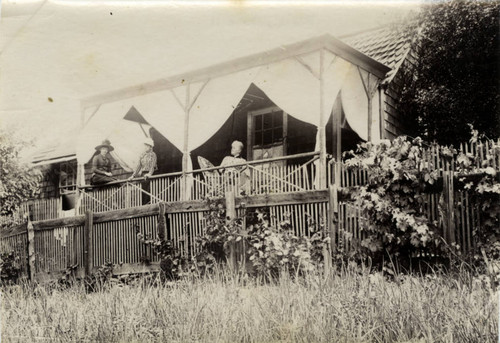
xmin=31 ymin=28 xmax=407 ymax=165
xmin=81 ymin=33 xmax=391 ymax=108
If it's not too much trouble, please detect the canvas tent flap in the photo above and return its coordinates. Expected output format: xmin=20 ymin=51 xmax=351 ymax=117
xmin=341 ymin=66 xmax=382 ymax=141
xmin=341 ymin=66 xmax=369 ymax=141
xmin=254 ymin=52 xmax=352 ymax=129
xmin=130 ymin=90 xmax=186 ymax=150
xmin=187 ymin=67 xmax=260 ymax=152
xmin=76 ymin=98 xmax=153 ymax=170
xmin=254 ymin=58 xmax=321 ymax=126
xmin=78 ymin=46 xmax=382 ymax=176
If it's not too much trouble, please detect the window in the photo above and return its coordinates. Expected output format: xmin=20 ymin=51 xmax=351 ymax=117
xmin=253 ymin=110 xmax=284 ymax=147
xmin=59 ymin=161 xmax=77 ymax=192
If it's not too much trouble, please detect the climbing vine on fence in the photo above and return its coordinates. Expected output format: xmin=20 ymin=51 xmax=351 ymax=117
xmin=343 ymin=127 xmax=499 ymax=265
xmin=343 ymin=136 xmax=444 ymax=261
xmin=454 ymin=127 xmax=500 ymax=262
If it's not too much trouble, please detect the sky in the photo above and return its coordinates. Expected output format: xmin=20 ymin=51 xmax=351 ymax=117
xmin=0 ymin=0 xmax=421 ymax=153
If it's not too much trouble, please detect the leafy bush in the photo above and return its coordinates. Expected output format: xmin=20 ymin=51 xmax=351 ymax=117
xmin=136 ymin=200 xmax=329 ymax=279
xmin=0 ymin=251 xmax=21 ymax=285
xmin=136 ymin=224 xmax=189 ymax=280
xmin=194 ymin=204 xmax=329 ymax=278
xmin=343 ymin=130 xmax=500 ymax=270
xmin=343 ymin=136 xmax=445 ymax=265
xmin=244 ymin=211 xmax=327 ymax=278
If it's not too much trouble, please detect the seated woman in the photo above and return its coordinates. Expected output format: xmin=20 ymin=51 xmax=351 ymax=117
xmin=220 ymin=140 xmax=246 ymax=169
xmin=90 ymin=140 xmax=116 ymax=186
xmin=220 ymin=140 xmax=249 ymax=194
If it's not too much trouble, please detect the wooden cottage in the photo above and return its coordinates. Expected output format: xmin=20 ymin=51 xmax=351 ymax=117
xmin=2 ymin=27 xmax=423 ymax=279
xmin=26 ymin=27 xmax=412 ymax=214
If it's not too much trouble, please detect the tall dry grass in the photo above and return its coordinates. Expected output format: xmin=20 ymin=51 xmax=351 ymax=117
xmin=1 ymin=265 xmax=498 ymax=343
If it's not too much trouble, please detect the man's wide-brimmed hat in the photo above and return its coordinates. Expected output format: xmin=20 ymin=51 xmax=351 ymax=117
xmin=144 ymin=137 xmax=154 ymax=147
xmin=95 ymin=139 xmax=114 ymax=152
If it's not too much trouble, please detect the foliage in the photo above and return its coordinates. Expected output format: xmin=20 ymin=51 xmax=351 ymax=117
xmin=343 ymin=130 xmax=500 ymax=270
xmin=0 ymin=129 xmax=41 ymax=221
xmin=54 ymin=262 xmax=114 ymax=292
xmin=398 ymin=0 xmax=500 ymax=145
xmin=194 ymin=203 xmax=329 ymax=278
xmin=454 ymin=127 xmax=500 ymax=266
xmin=343 ymin=136 xmax=446 ymax=264
xmin=137 ymin=199 xmax=328 ymax=279
xmin=84 ymin=262 xmax=114 ymax=292
xmin=136 ymin=225 xmax=189 ymax=280
xmin=194 ymin=200 xmax=238 ymax=270
xmin=0 ymin=251 xmax=21 ymax=285
xmin=244 ymin=211 xmax=328 ymax=278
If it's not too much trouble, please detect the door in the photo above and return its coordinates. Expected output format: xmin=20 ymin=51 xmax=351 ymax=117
xmin=247 ymin=107 xmax=288 ymax=193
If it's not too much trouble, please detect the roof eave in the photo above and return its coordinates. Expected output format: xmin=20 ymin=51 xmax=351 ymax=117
xmin=81 ymin=34 xmax=391 ymax=108
xmin=31 ymin=154 xmax=76 ymax=166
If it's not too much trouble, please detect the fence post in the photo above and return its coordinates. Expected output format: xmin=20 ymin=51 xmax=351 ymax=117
xmin=83 ymin=210 xmax=94 ymax=276
xmin=26 ymin=216 xmax=36 ymax=281
xmin=442 ymin=171 xmax=456 ymax=245
xmin=328 ymin=184 xmax=339 ymax=258
xmin=158 ymin=202 xmax=167 ymax=241
xmin=225 ymin=190 xmax=237 ymax=270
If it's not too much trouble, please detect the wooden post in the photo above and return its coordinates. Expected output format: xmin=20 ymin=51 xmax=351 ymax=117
xmin=181 ymin=84 xmax=191 ymax=201
xmin=328 ymin=185 xmax=339 ymax=255
xmin=75 ymin=163 xmax=85 ymax=215
xmin=225 ymin=190 xmax=237 ymax=270
xmin=332 ymin=93 xmax=342 ymax=166
xmin=357 ymin=68 xmax=380 ymax=142
xmin=367 ymin=75 xmax=373 ymax=142
xmin=318 ymin=49 xmax=327 ymax=189
xmin=26 ymin=216 xmax=36 ymax=281
xmin=158 ymin=202 xmax=168 ymax=241
xmin=442 ymin=171 xmax=456 ymax=245
xmin=83 ymin=210 xmax=93 ymax=276
xmin=378 ymin=86 xmax=384 ymax=140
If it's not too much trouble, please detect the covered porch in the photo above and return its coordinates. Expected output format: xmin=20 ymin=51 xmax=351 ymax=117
xmin=17 ymin=34 xmax=389 ymax=222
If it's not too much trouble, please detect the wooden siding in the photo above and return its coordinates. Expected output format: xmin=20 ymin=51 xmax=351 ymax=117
xmin=382 ymin=47 xmax=418 ymax=139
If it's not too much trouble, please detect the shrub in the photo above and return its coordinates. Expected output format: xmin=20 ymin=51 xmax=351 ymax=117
xmin=343 ymin=129 xmax=500 ymax=271
xmin=0 ymin=251 xmax=21 ymax=285
xmin=195 ymin=204 xmax=329 ymax=278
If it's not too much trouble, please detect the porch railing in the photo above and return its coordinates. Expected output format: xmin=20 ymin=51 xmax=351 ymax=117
xmin=77 ymin=152 xmax=321 ymax=213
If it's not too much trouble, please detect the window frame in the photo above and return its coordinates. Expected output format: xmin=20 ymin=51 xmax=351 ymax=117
xmin=247 ymin=106 xmax=288 ymax=161
xmin=58 ymin=160 xmax=77 ymax=193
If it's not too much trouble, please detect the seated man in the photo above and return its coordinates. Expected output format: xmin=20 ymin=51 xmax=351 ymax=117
xmin=220 ymin=140 xmax=249 ymax=194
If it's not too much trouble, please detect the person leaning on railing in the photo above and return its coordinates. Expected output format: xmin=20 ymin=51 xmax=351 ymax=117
xmin=127 ymin=137 xmax=157 ymax=204
xmin=90 ymin=140 xmax=117 ymax=185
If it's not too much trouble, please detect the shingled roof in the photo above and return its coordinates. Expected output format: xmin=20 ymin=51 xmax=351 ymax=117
xmin=340 ymin=25 xmax=413 ymax=83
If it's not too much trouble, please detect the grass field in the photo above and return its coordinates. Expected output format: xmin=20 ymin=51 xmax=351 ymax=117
xmin=1 ymin=265 xmax=498 ymax=343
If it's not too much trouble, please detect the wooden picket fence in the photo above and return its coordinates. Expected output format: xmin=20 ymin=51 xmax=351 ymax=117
xmin=0 ymin=190 xmax=330 ymax=281
xmin=329 ymin=138 xmax=499 ymax=255
xmin=0 ymin=139 xmax=497 ymax=280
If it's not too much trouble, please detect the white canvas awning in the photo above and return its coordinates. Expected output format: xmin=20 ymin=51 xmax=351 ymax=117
xmin=76 ymin=34 xmax=390 ymax=170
